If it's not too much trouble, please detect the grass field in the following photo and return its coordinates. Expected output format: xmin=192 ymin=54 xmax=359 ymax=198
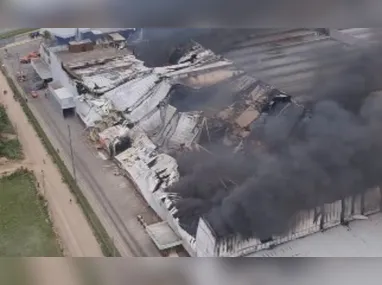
xmin=0 ymin=170 xmax=62 ymax=256
xmin=0 ymin=29 xmax=37 ymax=40
xmin=0 ymin=104 xmax=14 ymax=134
xmin=0 ymin=104 xmax=23 ymax=159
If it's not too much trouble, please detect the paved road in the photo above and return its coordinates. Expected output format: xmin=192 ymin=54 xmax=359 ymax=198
xmin=2 ymin=41 xmax=162 ymax=257
xmin=0 ymin=73 xmax=103 ymax=257
xmin=27 ymin=258 xmax=83 ymax=285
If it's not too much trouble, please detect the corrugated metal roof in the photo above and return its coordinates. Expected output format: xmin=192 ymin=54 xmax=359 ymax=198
xmin=218 ymin=29 xmax=361 ymax=100
xmin=115 ymin=133 xmax=179 ymax=194
xmin=105 ymin=73 xmax=160 ymax=112
xmin=139 ymin=105 xmax=178 ymax=140
xmin=75 ymin=98 xmax=103 ymax=127
xmin=168 ymin=112 xmax=203 ymax=149
xmin=127 ymin=80 xmax=172 ymax=123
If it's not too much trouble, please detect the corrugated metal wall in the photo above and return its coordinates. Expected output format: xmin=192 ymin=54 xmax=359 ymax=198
xmin=363 ymin=187 xmax=381 ymax=215
xmin=194 ymin=188 xmax=382 ymax=256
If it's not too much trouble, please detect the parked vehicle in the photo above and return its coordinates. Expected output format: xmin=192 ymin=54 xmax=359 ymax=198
xmin=19 ymin=51 xmax=40 ymax=64
xmin=29 ymin=32 xmax=40 ymax=39
xmin=33 ymin=81 xmax=47 ymax=90
xmin=16 ymin=74 xmax=26 ymax=82
xmin=19 ymin=56 xmax=30 ymax=64
xmin=28 ymin=51 xmax=40 ymax=58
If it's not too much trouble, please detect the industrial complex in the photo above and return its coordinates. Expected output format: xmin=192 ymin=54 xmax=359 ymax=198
xmin=13 ymin=28 xmax=382 ymax=257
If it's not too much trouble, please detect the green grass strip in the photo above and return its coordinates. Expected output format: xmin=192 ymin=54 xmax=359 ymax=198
xmin=0 ymin=29 xmax=38 ymax=40
xmin=0 ymin=169 xmax=62 ymax=256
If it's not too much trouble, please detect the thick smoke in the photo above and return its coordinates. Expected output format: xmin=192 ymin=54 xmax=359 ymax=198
xmin=129 ymin=28 xmax=259 ymax=66
xmin=167 ymin=44 xmax=382 ymax=240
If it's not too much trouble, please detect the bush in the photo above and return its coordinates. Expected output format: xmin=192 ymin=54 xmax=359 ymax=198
xmin=0 ymin=138 xmax=23 ymax=160
xmin=0 ymin=105 xmax=13 ymax=134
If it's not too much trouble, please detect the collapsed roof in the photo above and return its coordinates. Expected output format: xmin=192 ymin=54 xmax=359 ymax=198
xmin=67 ymin=41 xmax=310 ymax=246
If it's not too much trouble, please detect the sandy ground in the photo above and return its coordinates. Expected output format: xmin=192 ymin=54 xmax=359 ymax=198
xmin=0 ymin=72 xmax=103 ymax=257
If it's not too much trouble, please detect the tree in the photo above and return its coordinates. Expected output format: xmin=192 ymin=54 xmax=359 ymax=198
xmin=42 ymin=30 xmax=55 ymax=46
xmin=42 ymin=30 xmax=52 ymax=41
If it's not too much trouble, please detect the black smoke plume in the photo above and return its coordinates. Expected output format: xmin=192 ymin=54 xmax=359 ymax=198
xmin=167 ymin=44 xmax=382 ymax=240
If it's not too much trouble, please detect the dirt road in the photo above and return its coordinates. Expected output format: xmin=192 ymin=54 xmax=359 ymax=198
xmin=0 ymin=73 xmax=103 ymax=257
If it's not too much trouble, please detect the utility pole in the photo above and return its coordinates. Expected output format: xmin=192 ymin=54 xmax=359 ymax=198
xmin=16 ymin=52 xmax=20 ymax=75
xmin=67 ymin=125 xmax=77 ymax=182
xmin=112 ymin=237 xmax=116 ymax=257
xmin=41 ymin=169 xmax=45 ymax=196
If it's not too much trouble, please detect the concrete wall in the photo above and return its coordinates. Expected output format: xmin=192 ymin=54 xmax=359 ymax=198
xmin=39 ymin=44 xmax=50 ymax=65
xmin=49 ymin=51 xmax=79 ymax=97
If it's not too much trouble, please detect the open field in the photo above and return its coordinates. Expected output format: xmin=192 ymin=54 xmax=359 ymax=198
xmin=0 ymin=29 xmax=36 ymax=40
xmin=0 ymin=104 xmax=23 ymax=160
xmin=0 ymin=169 xmax=61 ymax=256
xmin=0 ymin=104 xmax=14 ymax=133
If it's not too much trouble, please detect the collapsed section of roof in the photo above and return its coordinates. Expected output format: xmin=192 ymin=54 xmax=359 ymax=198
xmin=114 ymin=129 xmax=180 ymax=195
xmin=69 ymin=41 xmax=315 ymax=255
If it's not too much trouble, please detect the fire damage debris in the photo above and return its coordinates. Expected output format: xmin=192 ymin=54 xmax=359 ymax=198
xmin=72 ymin=41 xmax=318 ymax=246
xmin=59 ymin=37 xmax=382 ymax=254
xmin=165 ymin=45 xmax=382 ymax=242
xmin=66 ymin=41 xmax=296 ymax=242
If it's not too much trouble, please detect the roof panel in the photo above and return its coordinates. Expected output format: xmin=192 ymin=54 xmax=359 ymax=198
xmin=109 ymin=33 xmax=126 ymax=42
xmin=127 ymin=80 xmax=172 ymax=123
xmin=105 ymin=73 xmax=160 ymax=112
xmin=145 ymin=221 xmax=183 ymax=250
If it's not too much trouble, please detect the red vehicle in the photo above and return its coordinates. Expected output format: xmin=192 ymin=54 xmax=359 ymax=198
xmin=28 ymin=51 xmax=40 ymax=58
xmin=19 ymin=56 xmax=30 ymax=64
xmin=31 ymin=91 xmax=39 ymax=98
xmin=19 ymin=51 xmax=40 ymax=64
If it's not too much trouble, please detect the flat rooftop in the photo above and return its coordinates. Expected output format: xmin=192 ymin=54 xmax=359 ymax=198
xmin=56 ymin=46 xmax=132 ymax=65
xmin=54 ymin=87 xmax=74 ymax=100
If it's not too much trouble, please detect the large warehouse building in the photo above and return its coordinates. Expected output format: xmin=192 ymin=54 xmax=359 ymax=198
xmin=32 ymin=28 xmax=382 ymax=256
